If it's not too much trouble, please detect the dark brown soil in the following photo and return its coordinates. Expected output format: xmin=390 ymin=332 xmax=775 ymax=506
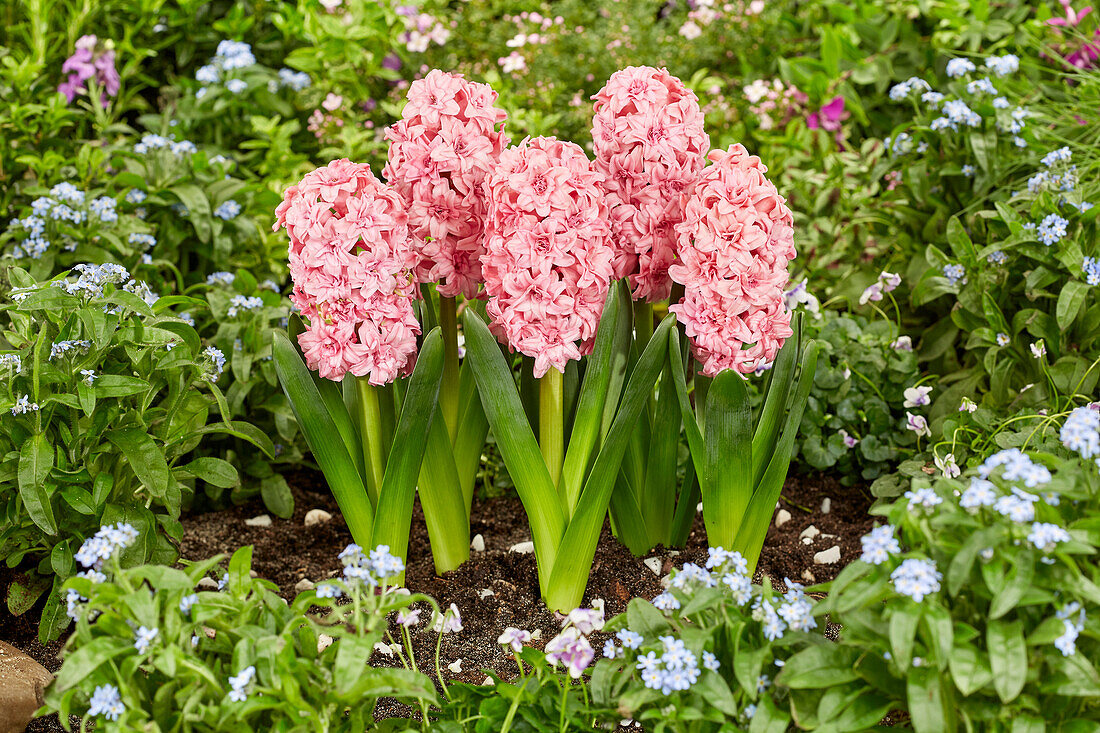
xmin=177 ymin=469 xmax=873 ymax=687
xmin=3 ymin=469 xmax=873 ymax=730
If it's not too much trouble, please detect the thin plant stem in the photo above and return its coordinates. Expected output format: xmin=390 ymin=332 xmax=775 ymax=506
xmin=356 ymin=378 xmax=385 ymax=506
xmin=540 ymin=368 xmax=564 ymax=489
xmin=439 ymin=295 xmax=460 ymax=442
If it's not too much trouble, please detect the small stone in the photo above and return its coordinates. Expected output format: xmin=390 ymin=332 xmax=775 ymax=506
xmin=196 ymin=577 xmax=219 ymax=591
xmin=813 ymin=546 xmax=842 ymax=565
xmin=249 ymin=570 xmax=258 ymax=578
xmin=294 ymin=579 xmax=315 ymax=593
xmin=667 ymin=550 xmax=680 ymax=557
xmin=482 ymin=676 xmax=494 ymax=686
xmin=203 ymin=626 xmax=217 ymax=639
xmin=660 ymin=574 xmax=672 ymax=589
xmin=509 ymin=541 xmax=534 ymax=554
xmin=799 ymin=525 xmax=820 ymax=540
xmin=245 ymin=514 xmax=272 ymax=527
xmin=530 ymin=629 xmax=542 ymax=640
xmin=801 ymin=569 xmax=816 ymax=583
xmin=479 ymin=588 xmax=494 ymax=599
xmin=775 ymin=509 xmax=792 ymax=528
xmin=696 ymin=502 xmax=703 ymax=513
xmin=447 ymin=659 xmax=463 ymax=674
xmin=317 ymin=634 xmax=334 ymax=653
xmin=801 ymin=537 xmax=814 ymax=546
xmin=821 ymin=498 xmax=832 ymax=514
xmin=470 ymin=534 xmax=485 ymax=552
xmin=373 ymin=642 xmax=394 ymax=657
xmin=304 ymin=509 xmax=332 ymax=527
xmin=643 ymin=558 xmax=662 ymax=575
xmin=0 ymin=641 xmax=53 ymax=733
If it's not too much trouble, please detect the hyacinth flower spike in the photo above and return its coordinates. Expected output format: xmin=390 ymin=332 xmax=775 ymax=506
xmin=588 ymin=66 xmax=711 ymax=554
xmin=272 ymin=159 xmax=467 ymax=580
xmin=665 ymin=145 xmax=821 ymax=569
xmin=465 ymin=136 xmax=673 ymax=611
xmin=382 ymin=70 xmax=510 ymax=546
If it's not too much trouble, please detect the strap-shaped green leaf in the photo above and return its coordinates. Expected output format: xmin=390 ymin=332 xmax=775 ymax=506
xmin=370 ymin=328 xmax=445 ymax=573
xmin=418 ymin=401 xmax=470 ymax=574
xmin=669 ymin=333 xmax=707 ymax=499
xmin=608 ymin=471 xmax=650 ymax=555
xmin=560 ymin=283 xmax=629 ymax=515
xmin=703 ymin=369 xmax=753 ymax=549
xmin=750 ymin=312 xmax=802 ymax=487
xmin=288 ymin=316 xmax=365 ymax=484
xmin=273 ymin=330 xmax=374 ymax=545
xmin=734 ymin=340 xmax=821 ymax=571
xmin=453 ymin=356 xmax=489 ymax=512
xmin=669 ymin=460 xmax=700 ymax=548
xmin=544 ymin=315 xmax=674 ymax=611
xmin=464 ymin=310 xmax=565 ymax=592
xmin=640 ymin=365 xmax=683 ymax=547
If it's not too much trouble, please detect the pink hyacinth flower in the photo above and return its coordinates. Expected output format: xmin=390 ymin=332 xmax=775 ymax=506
xmin=669 ymin=144 xmax=796 ymax=377
xmin=591 ymin=66 xmax=710 ymax=302
xmin=481 ymin=137 xmax=614 ymax=378
xmin=384 ymin=70 xmax=509 ymax=298
xmin=273 ymin=158 xmax=421 ymax=385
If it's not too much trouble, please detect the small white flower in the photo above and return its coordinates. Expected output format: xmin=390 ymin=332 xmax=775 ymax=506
xmin=934 ymin=453 xmax=960 ymax=479
xmin=903 ymin=385 xmax=933 ymax=408
xmin=1031 ymin=340 xmax=1046 ymax=359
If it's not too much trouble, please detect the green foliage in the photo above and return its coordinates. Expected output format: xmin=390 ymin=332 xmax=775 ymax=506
xmin=0 ymin=266 xmax=270 ymax=641
xmin=46 ymin=543 xmax=442 ymax=731
xmin=780 ymin=442 xmax=1100 ymax=731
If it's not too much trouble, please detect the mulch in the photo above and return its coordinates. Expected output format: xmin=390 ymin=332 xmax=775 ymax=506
xmin=1 ymin=469 xmax=874 ymax=730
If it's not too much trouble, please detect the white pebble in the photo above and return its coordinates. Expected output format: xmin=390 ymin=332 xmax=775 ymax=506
xmin=799 ymin=525 xmax=820 ymax=540
xmin=482 ymin=676 xmax=494 ymax=686
xmin=696 ymin=502 xmax=703 ymax=513
xmin=245 ymin=514 xmax=272 ymax=527
xmin=530 ymin=629 xmax=542 ymax=640
xmin=821 ymin=498 xmax=832 ymax=514
xmin=304 ymin=508 xmax=332 ymax=527
xmin=196 ymin=577 xmax=219 ymax=590
xmin=448 ymin=659 xmax=463 ymax=674
xmin=317 ymin=634 xmax=334 ymax=653
xmin=801 ymin=537 xmax=814 ymax=546
xmin=643 ymin=557 xmax=662 ymax=575
xmin=373 ymin=642 xmax=394 ymax=657
xmin=775 ymin=509 xmax=792 ymax=528
xmin=294 ymin=579 xmax=314 ymax=593
xmin=470 ymin=534 xmax=485 ymax=552
xmin=509 ymin=541 xmax=535 ymax=554
xmin=814 ymin=545 xmax=842 ymax=565
xmin=478 ymin=588 xmax=494 ymax=599
xmin=801 ymin=569 xmax=816 ymax=583
xmin=660 ymin=574 xmax=672 ymax=589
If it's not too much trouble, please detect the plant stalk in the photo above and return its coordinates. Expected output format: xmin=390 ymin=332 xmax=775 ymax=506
xmin=356 ymin=377 xmax=386 ymax=507
xmin=540 ymin=368 xmax=565 ymax=490
xmin=439 ymin=295 xmax=460 ymax=442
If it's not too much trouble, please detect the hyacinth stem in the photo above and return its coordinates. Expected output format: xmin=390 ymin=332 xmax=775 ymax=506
xmin=439 ymin=295 xmax=460 ymax=442
xmin=694 ymin=369 xmax=712 ymax=433
xmin=633 ymin=300 xmax=654 ymax=349
xmin=540 ymin=368 xmax=565 ymax=490
xmin=356 ymin=377 xmax=386 ymax=507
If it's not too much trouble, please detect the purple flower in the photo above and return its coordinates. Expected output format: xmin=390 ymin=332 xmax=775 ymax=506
xmin=544 ymin=628 xmax=594 ymax=678
xmin=382 ymin=54 xmax=403 ymax=72
xmin=58 ymin=35 xmax=120 ymax=104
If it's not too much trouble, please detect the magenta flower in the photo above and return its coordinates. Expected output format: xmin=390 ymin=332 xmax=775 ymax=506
xmin=806 ymin=96 xmax=848 ymax=132
xmin=591 ymin=66 xmax=710 ymax=302
xmin=481 ymin=137 xmax=614 ymax=377
xmin=669 ymin=145 xmax=796 ymax=377
xmin=273 ymin=159 xmax=421 ymax=384
xmin=384 ymin=70 xmax=509 ymax=298
xmin=58 ymin=35 xmax=120 ymax=104
xmin=1046 ymin=2 xmax=1100 ymax=69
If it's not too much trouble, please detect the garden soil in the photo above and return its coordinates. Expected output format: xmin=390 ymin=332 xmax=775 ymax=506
xmin=2 ymin=470 xmax=873 ymax=730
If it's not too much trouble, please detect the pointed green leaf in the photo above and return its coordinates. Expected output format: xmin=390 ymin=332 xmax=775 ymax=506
xmin=273 ymin=330 xmax=374 ymax=545
xmin=18 ymin=434 xmax=56 ymax=535
xmin=464 ymin=310 xmax=565 ymax=592
xmin=371 ymin=328 xmax=445 ymax=575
